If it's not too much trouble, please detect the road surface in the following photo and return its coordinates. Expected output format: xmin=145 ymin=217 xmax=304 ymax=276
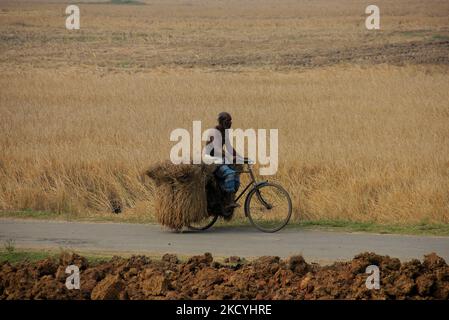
xmin=1 ymin=219 xmax=448 ymax=263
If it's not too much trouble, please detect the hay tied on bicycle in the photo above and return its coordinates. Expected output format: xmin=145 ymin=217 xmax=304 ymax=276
xmin=145 ymin=161 xmax=226 ymax=231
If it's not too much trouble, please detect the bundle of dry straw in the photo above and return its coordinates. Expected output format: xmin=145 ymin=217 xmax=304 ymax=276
xmin=145 ymin=161 xmax=217 ymax=231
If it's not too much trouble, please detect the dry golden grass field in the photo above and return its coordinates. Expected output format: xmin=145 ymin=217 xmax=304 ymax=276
xmin=1 ymin=0 xmax=448 ymax=225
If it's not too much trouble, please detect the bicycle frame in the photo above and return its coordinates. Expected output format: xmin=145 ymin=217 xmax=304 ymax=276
xmin=234 ymin=163 xmax=268 ymax=203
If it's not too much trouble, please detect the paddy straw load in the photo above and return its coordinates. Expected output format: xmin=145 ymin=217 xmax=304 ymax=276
xmin=145 ymin=161 xmax=218 ymax=231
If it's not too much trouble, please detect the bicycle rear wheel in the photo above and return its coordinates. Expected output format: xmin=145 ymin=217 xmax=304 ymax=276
xmin=245 ymin=183 xmax=292 ymax=233
xmin=188 ymin=215 xmax=218 ymax=231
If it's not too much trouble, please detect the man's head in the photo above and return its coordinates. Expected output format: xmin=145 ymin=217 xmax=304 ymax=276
xmin=218 ymin=112 xmax=232 ymax=129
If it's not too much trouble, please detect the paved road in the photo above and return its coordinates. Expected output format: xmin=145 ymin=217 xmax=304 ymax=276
xmin=1 ymin=219 xmax=448 ymax=263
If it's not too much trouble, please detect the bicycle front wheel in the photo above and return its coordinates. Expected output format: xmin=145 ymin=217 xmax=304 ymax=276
xmin=245 ymin=183 xmax=292 ymax=233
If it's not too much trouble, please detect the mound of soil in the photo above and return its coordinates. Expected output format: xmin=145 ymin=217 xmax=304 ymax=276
xmin=1 ymin=252 xmax=448 ymax=300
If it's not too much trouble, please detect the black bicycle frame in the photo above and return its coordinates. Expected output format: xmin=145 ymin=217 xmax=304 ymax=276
xmin=234 ymin=164 xmax=268 ymax=203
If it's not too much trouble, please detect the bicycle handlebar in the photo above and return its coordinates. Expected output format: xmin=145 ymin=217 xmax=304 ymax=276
xmin=236 ymin=157 xmax=254 ymax=164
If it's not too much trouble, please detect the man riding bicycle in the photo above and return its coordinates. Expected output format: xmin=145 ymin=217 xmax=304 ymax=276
xmin=204 ymin=112 xmax=242 ymax=217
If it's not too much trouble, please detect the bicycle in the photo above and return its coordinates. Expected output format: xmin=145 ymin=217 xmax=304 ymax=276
xmin=188 ymin=158 xmax=293 ymax=233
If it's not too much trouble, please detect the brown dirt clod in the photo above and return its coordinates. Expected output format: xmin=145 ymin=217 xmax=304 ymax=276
xmin=1 ymin=252 xmax=448 ymax=300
